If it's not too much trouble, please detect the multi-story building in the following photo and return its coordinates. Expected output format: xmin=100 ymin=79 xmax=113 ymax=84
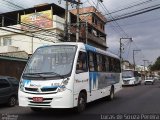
xmin=70 ymin=6 xmax=107 ymax=50
xmin=0 ymin=3 xmax=66 ymax=54
xmin=0 ymin=3 xmax=107 ymax=55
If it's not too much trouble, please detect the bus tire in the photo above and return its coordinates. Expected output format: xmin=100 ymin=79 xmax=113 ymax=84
xmin=107 ymin=87 xmax=114 ymax=101
xmin=76 ymin=92 xmax=87 ymax=113
xmin=30 ymin=107 xmax=42 ymax=112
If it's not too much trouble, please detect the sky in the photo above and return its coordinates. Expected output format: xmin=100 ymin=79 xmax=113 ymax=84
xmin=0 ymin=0 xmax=160 ymax=66
xmin=103 ymin=0 xmax=160 ymax=66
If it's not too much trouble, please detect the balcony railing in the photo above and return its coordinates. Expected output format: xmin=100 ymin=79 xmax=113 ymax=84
xmin=70 ymin=25 xmax=106 ymax=47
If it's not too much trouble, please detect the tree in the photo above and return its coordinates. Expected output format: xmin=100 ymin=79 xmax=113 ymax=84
xmin=150 ymin=56 xmax=160 ymax=71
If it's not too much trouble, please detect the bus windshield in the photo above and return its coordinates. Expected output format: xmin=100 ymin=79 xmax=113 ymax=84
xmin=23 ymin=45 xmax=77 ymax=78
xmin=122 ymin=71 xmax=134 ymax=78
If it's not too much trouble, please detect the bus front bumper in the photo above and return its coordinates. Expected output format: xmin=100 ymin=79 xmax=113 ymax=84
xmin=18 ymin=90 xmax=73 ymax=108
xmin=122 ymin=80 xmax=135 ymax=86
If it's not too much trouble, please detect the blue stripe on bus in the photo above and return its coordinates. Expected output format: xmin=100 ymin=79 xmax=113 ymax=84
xmin=85 ymin=44 xmax=96 ymax=52
xmin=89 ymin=72 xmax=98 ymax=92
xmin=23 ymin=79 xmax=31 ymax=86
xmin=89 ymin=72 xmax=120 ymax=92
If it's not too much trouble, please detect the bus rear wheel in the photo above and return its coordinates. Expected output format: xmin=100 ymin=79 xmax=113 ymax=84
xmin=77 ymin=92 xmax=86 ymax=112
xmin=107 ymin=87 xmax=114 ymax=101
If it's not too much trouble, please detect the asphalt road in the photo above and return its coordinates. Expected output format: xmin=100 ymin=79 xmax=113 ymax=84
xmin=1 ymin=80 xmax=160 ymax=120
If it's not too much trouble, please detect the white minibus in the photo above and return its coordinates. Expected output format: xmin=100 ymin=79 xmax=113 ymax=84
xmin=122 ymin=69 xmax=142 ymax=86
xmin=18 ymin=42 xmax=122 ymax=112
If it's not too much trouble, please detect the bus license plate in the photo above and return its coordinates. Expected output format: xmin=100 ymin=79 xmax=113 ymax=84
xmin=33 ymin=97 xmax=43 ymax=102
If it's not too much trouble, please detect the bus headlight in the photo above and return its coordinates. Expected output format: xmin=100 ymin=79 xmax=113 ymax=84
xmin=129 ymin=79 xmax=135 ymax=84
xmin=58 ymin=85 xmax=66 ymax=92
xmin=57 ymin=79 xmax=69 ymax=92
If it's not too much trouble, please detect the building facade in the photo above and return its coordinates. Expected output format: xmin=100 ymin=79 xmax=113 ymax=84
xmin=0 ymin=3 xmax=67 ymax=54
xmin=70 ymin=6 xmax=107 ymax=50
xmin=0 ymin=3 xmax=108 ymax=55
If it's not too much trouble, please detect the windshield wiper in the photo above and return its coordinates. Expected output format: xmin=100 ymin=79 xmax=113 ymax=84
xmin=23 ymin=72 xmax=64 ymax=79
xmin=23 ymin=73 xmax=44 ymax=78
xmin=40 ymin=72 xmax=64 ymax=79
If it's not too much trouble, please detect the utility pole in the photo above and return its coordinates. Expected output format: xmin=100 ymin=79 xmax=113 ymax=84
xmin=63 ymin=0 xmax=81 ymax=42
xmin=143 ymin=60 xmax=148 ymax=71
xmin=133 ymin=49 xmax=141 ymax=70
xmin=76 ymin=0 xmax=80 ymax=42
xmin=85 ymin=17 xmax=88 ymax=44
xmin=120 ymin=38 xmax=132 ymax=70
xmin=120 ymin=38 xmax=122 ymax=62
xmin=143 ymin=60 xmax=148 ymax=79
xmin=64 ymin=0 xmax=69 ymax=41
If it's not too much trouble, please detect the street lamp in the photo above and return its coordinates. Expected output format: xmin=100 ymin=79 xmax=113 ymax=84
xmin=133 ymin=49 xmax=141 ymax=70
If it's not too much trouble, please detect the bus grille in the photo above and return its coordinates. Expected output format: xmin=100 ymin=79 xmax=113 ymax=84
xmin=41 ymin=88 xmax=57 ymax=92
xmin=28 ymin=97 xmax=53 ymax=107
xmin=25 ymin=87 xmax=57 ymax=93
xmin=25 ymin=87 xmax=38 ymax=92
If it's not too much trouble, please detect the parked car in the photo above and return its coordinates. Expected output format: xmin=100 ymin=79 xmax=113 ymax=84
xmin=144 ymin=77 xmax=155 ymax=85
xmin=0 ymin=76 xmax=19 ymax=107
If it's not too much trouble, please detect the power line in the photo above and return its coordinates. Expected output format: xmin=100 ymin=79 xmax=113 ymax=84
xmin=107 ymin=15 xmax=160 ymax=27
xmin=88 ymin=0 xmax=148 ymax=64
xmin=88 ymin=0 xmax=129 ymax=37
xmin=0 ymin=1 xmax=19 ymax=11
xmin=87 ymin=0 xmax=122 ymax=37
xmin=107 ymin=4 xmax=160 ymax=22
xmin=105 ymin=0 xmax=155 ymax=15
xmin=114 ymin=3 xmax=160 ymax=18
xmin=2 ymin=0 xmax=24 ymax=9
xmin=99 ymin=2 xmax=129 ymax=38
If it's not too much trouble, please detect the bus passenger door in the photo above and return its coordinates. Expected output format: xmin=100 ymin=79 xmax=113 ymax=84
xmin=74 ymin=51 xmax=89 ymax=103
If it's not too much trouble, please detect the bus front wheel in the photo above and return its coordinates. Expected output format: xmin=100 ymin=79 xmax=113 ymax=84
xmin=77 ymin=92 xmax=87 ymax=112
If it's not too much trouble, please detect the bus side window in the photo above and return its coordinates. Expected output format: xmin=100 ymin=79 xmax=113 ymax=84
xmin=109 ymin=57 xmax=114 ymax=72
xmin=97 ymin=54 xmax=103 ymax=72
xmin=102 ymin=56 xmax=108 ymax=72
xmin=76 ymin=51 xmax=88 ymax=73
xmin=88 ymin=52 xmax=95 ymax=71
xmin=115 ymin=59 xmax=121 ymax=73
